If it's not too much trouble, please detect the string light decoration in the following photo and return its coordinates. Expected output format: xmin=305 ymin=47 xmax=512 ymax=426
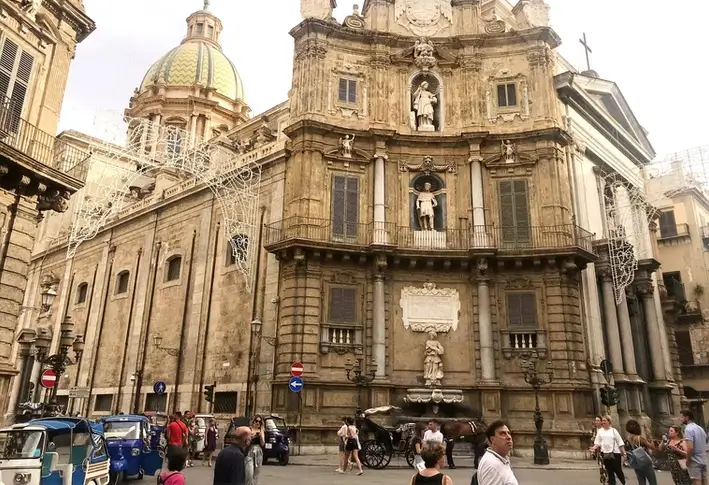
xmin=68 ymin=111 xmax=262 ymax=291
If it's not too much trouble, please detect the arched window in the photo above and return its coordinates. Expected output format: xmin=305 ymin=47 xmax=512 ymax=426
xmin=116 ymin=271 xmax=130 ymax=294
xmin=226 ymin=235 xmax=249 ymax=266
xmin=76 ymin=282 xmax=89 ymax=304
xmin=165 ymin=124 xmax=184 ymax=156
xmin=166 ymin=256 xmax=182 ymax=282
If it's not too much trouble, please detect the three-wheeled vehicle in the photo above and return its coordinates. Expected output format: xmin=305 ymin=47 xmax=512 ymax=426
xmin=224 ymin=414 xmax=290 ymax=465
xmin=0 ymin=416 xmax=110 ymax=485
xmin=100 ymin=414 xmax=163 ymax=482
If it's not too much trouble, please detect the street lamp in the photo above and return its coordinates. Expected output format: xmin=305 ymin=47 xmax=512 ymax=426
xmin=152 ymin=334 xmax=179 ymax=356
xmin=344 ymin=357 xmax=377 ymax=415
xmin=517 ymin=350 xmax=554 ymax=466
xmin=246 ymin=318 xmax=276 ymax=416
xmin=250 ymin=318 xmax=276 ymax=346
xmin=41 ymin=315 xmax=84 ymax=404
xmin=39 ymin=286 xmax=57 ymax=313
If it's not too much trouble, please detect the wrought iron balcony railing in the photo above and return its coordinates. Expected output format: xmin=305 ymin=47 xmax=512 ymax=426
xmin=0 ymin=97 xmax=89 ymax=182
xmin=264 ymin=217 xmax=596 ymax=255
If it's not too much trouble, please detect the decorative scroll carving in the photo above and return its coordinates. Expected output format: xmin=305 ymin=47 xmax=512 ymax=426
xmin=505 ymin=277 xmax=533 ymax=289
xmin=400 ymin=282 xmax=461 ymax=333
xmin=477 ymin=258 xmax=489 ymax=279
xmin=635 ymin=281 xmax=654 ymax=297
xmin=399 ymin=156 xmax=456 ymax=175
xmin=343 ymin=4 xmax=365 ymax=29
xmin=331 ymin=271 xmax=357 ymax=284
xmin=596 ymin=266 xmax=613 ymax=282
xmin=395 ymin=0 xmax=453 ymax=37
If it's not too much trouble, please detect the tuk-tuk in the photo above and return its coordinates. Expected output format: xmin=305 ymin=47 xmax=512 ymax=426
xmin=100 ymin=414 xmax=163 ymax=482
xmin=192 ymin=414 xmax=214 ymax=456
xmin=224 ymin=414 xmax=290 ymax=465
xmin=0 ymin=416 xmax=110 ymax=485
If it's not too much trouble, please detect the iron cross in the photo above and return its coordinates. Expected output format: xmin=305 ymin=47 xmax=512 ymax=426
xmin=579 ymin=32 xmax=593 ymax=71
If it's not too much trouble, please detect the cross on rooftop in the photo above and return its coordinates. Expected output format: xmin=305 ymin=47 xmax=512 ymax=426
xmin=579 ymin=32 xmax=593 ymax=72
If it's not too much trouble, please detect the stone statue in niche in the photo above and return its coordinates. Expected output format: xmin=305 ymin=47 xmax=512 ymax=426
xmin=423 ymin=330 xmax=444 ymax=387
xmin=339 ymin=134 xmax=355 ymax=158
xmin=502 ymin=140 xmax=516 ymax=163
xmin=416 ymin=182 xmax=438 ymax=230
xmin=412 ymin=80 xmax=437 ymax=132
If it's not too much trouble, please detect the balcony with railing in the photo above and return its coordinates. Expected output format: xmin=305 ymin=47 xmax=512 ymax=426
xmin=657 ymin=223 xmax=691 ymax=245
xmin=264 ymin=217 xmax=597 ymax=259
xmin=0 ymin=97 xmax=89 ymax=190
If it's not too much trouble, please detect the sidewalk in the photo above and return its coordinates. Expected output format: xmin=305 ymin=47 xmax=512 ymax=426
xmin=287 ymin=454 xmax=598 ymax=471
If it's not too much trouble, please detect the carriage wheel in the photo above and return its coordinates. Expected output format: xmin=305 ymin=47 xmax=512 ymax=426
xmin=360 ymin=440 xmax=377 ymax=469
xmin=363 ymin=440 xmax=387 ymax=469
xmin=377 ymin=446 xmax=392 ymax=469
xmin=405 ymin=447 xmax=415 ymax=468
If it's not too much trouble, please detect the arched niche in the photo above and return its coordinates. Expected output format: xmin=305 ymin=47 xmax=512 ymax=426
xmin=409 ymin=173 xmax=447 ymax=231
xmin=409 ymin=71 xmax=444 ymax=132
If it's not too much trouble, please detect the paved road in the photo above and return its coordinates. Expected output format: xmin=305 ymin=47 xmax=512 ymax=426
xmin=181 ymin=462 xmax=677 ymax=485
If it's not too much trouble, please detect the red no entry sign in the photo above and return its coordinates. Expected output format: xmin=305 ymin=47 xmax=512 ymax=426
xmin=40 ymin=369 xmax=57 ymax=389
xmin=291 ymin=362 xmax=304 ymax=377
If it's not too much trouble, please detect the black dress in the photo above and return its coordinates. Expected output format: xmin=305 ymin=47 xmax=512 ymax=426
xmin=411 ymin=472 xmax=445 ymax=485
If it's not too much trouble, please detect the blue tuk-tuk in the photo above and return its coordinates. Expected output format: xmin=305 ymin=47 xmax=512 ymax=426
xmin=100 ymin=415 xmax=162 ymax=482
xmin=0 ymin=416 xmax=110 ymax=485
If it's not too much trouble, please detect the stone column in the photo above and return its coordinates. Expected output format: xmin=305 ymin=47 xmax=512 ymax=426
xmin=597 ymin=266 xmax=626 ymax=380
xmin=636 ymin=279 xmax=667 ymax=383
xmin=477 ymin=259 xmax=495 ymax=382
xmin=616 ymin=293 xmax=639 ymax=380
xmin=469 ymin=157 xmax=488 ymax=247
xmin=373 ymin=154 xmax=388 ymax=244
xmin=372 ymin=272 xmax=386 ymax=378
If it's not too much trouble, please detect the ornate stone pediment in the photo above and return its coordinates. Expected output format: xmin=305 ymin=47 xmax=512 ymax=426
xmin=399 ymin=156 xmax=456 ymax=174
xmin=400 ymin=282 xmax=461 ymax=333
xmin=482 ymin=142 xmax=537 ymax=168
xmin=505 ymin=276 xmax=534 ymax=289
xmin=394 ymin=0 xmax=453 ymax=37
xmin=391 ymin=38 xmax=456 ymax=68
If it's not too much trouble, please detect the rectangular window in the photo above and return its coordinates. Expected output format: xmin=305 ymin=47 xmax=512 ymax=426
xmin=207 ymin=25 xmax=215 ymax=38
xmin=499 ymin=179 xmax=531 ymax=244
xmin=663 ymin=272 xmax=686 ymax=302
xmin=331 ymin=175 xmax=359 ymax=239
xmin=213 ymin=391 xmax=238 ymax=414
xmin=338 ymin=78 xmax=357 ymax=103
xmin=93 ymin=394 xmax=113 ymax=412
xmin=145 ymin=393 xmax=167 ymax=412
xmin=196 ymin=23 xmax=204 ymax=35
xmin=0 ymin=38 xmax=34 ymax=131
xmin=506 ymin=293 xmax=537 ymax=329
xmin=659 ymin=210 xmax=677 ymax=237
xmin=328 ymin=287 xmax=357 ymax=324
xmin=675 ymin=330 xmax=694 ymax=366
xmin=497 ymin=83 xmax=517 ymax=108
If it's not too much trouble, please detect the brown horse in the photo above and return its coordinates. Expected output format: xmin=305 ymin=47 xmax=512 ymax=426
xmin=440 ymin=420 xmax=488 ymax=468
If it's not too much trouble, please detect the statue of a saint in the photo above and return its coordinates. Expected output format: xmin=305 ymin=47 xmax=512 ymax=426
xmin=414 ymin=38 xmax=434 ymax=59
xmin=502 ymin=140 xmax=516 ymax=163
xmin=412 ymin=81 xmax=437 ymax=132
xmin=339 ymin=134 xmax=355 ymax=158
xmin=416 ymin=182 xmax=438 ymax=230
xmin=22 ymin=0 xmax=42 ymax=20
xmin=423 ymin=330 xmax=444 ymax=387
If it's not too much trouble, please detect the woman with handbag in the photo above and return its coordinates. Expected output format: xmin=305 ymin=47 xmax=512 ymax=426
xmin=592 ymin=415 xmax=627 ymax=485
xmin=343 ymin=417 xmax=363 ymax=476
xmin=625 ymin=419 xmax=658 ymax=485
xmin=660 ymin=426 xmax=691 ymax=485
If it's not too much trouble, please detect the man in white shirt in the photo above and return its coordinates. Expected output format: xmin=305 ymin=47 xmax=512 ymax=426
xmin=476 ymin=420 xmax=518 ymax=485
xmin=423 ymin=420 xmax=444 ymax=443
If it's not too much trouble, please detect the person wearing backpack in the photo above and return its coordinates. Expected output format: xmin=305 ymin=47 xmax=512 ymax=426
xmin=625 ymin=419 xmax=658 ymax=485
xmin=158 ymin=446 xmax=187 ymax=485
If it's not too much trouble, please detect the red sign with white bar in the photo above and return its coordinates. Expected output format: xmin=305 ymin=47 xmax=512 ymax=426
xmin=290 ymin=362 xmax=304 ymax=377
xmin=40 ymin=369 xmax=57 ymax=389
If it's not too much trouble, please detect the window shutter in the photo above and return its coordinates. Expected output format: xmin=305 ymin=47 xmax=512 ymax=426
xmin=507 ymin=293 xmax=537 ymax=328
xmin=329 ymin=287 xmax=356 ymax=323
xmin=332 ymin=175 xmax=346 ymax=236
xmin=659 ymin=211 xmax=677 ymax=236
xmin=675 ymin=331 xmax=693 ymax=366
xmin=0 ymin=39 xmax=18 ymax=77
xmin=506 ymin=84 xmax=517 ymax=106
xmin=348 ymin=80 xmax=357 ymax=103
xmin=497 ymin=84 xmax=507 ymax=107
xmin=338 ymin=78 xmax=348 ymax=102
xmin=499 ymin=181 xmax=515 ymax=242
xmin=512 ymin=180 xmax=531 ymax=243
xmin=16 ymin=52 xmax=33 ymax=84
xmin=345 ymin=177 xmax=359 ymax=237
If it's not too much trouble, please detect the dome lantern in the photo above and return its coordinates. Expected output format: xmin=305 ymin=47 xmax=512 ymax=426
xmin=184 ymin=1 xmax=223 ymax=48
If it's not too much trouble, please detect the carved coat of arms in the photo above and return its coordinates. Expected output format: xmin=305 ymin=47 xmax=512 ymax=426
xmin=395 ymin=0 xmax=453 ymax=37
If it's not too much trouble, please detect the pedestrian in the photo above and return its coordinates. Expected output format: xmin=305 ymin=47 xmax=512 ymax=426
xmin=174 ymin=412 xmax=189 ymax=463
xmin=188 ymin=419 xmax=201 ymax=467
xmin=409 ymin=440 xmax=453 ymax=485
xmin=213 ymin=426 xmax=251 ymax=485
xmin=166 ymin=415 xmax=186 ymax=463
xmin=336 ymin=417 xmax=348 ymax=473
xmin=659 ymin=426 xmax=691 ymax=485
xmin=591 ymin=415 xmax=627 ymax=485
xmin=589 ymin=416 xmax=607 ymax=485
xmin=247 ymin=415 xmax=265 ymax=485
xmin=680 ymin=409 xmax=707 ymax=485
xmin=411 ymin=423 xmax=426 ymax=472
xmin=625 ymin=419 xmax=657 ymax=485
xmin=424 ymin=420 xmax=448 ymax=467
xmin=343 ymin=416 xmax=363 ymax=476
xmin=475 ymin=420 xmax=519 ymax=485
xmin=203 ymin=419 xmax=218 ymax=467
xmin=159 ymin=446 xmax=187 ymax=485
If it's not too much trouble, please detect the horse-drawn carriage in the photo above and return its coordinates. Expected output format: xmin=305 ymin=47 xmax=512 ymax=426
xmin=356 ymin=406 xmax=417 ymax=469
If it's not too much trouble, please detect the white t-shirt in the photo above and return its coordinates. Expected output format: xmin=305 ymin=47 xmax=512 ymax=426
xmin=477 ymin=449 xmax=518 ymax=485
xmin=423 ymin=430 xmax=444 ymax=442
xmin=594 ymin=427 xmax=624 ymax=454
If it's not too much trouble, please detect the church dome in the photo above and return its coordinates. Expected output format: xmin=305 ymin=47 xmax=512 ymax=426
xmin=138 ymin=5 xmax=244 ymax=102
xmin=139 ymin=41 xmax=244 ymax=101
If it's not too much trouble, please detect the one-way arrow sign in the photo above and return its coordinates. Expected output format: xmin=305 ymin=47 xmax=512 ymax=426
xmin=288 ymin=377 xmax=303 ymax=393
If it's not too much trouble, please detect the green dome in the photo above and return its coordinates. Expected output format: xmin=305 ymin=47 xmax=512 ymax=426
xmin=139 ymin=40 xmax=244 ymax=101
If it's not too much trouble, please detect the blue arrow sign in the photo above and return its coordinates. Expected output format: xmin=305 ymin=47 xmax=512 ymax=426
xmin=153 ymin=381 xmax=166 ymax=395
xmin=288 ymin=377 xmax=303 ymax=393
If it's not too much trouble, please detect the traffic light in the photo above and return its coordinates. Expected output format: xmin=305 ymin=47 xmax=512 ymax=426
xmin=204 ymin=384 xmax=215 ymax=403
xmin=607 ymin=387 xmax=619 ymax=406
xmin=600 ymin=387 xmax=609 ymax=407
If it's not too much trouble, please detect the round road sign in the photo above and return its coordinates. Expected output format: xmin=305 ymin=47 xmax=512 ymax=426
xmin=291 ymin=362 xmax=304 ymax=377
xmin=40 ymin=369 xmax=57 ymax=389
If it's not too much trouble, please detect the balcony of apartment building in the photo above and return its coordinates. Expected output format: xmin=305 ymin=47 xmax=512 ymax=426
xmin=0 ymin=97 xmax=89 ymax=208
xmin=664 ymin=272 xmax=704 ymax=325
xmin=657 ymin=209 xmax=691 ymax=246
xmin=263 ymin=216 xmax=597 ymax=266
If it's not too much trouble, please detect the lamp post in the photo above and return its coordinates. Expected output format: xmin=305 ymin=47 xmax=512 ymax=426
xmin=247 ymin=318 xmax=275 ymax=416
xmin=517 ymin=350 xmax=554 ymax=466
xmin=41 ymin=316 xmax=84 ymax=406
xmin=344 ymin=357 xmax=377 ymax=415
xmin=152 ymin=334 xmax=179 ymax=356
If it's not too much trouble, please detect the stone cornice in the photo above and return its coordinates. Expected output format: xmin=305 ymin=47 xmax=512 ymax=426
xmin=44 ymin=0 xmax=95 ymax=43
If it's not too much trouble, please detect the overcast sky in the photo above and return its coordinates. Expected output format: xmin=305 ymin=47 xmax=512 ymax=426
xmin=58 ymin=0 xmax=707 ymax=159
